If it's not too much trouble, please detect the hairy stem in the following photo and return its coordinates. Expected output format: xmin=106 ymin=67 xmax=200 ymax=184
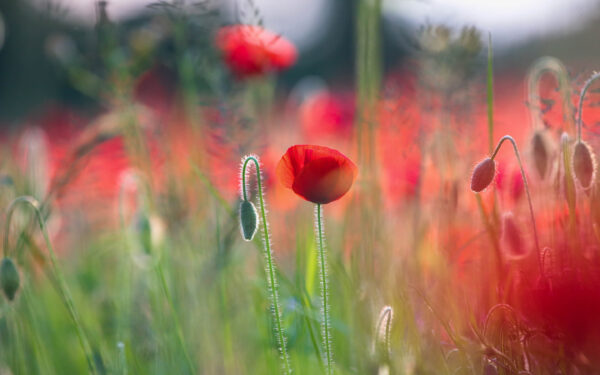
xmin=316 ymin=204 xmax=333 ymax=375
xmin=527 ymin=56 xmax=575 ymax=134
xmin=577 ymin=72 xmax=600 ymax=142
xmin=241 ymin=156 xmax=291 ymax=374
xmin=3 ymin=196 xmax=97 ymax=375
xmin=490 ymin=136 xmax=543 ymax=276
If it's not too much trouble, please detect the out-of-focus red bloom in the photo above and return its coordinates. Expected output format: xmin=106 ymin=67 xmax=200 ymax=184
xmin=495 ymin=164 xmax=525 ymax=203
xmin=276 ymin=145 xmax=357 ymax=204
xmin=215 ymin=25 xmax=297 ymax=78
xmin=300 ymin=90 xmax=354 ymax=142
xmin=133 ymin=64 xmax=177 ymax=117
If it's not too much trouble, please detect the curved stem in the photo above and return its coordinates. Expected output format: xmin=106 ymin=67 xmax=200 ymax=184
xmin=577 ymin=72 xmax=600 ymax=142
xmin=375 ymin=306 xmax=393 ymax=361
xmin=241 ymin=156 xmax=291 ymax=374
xmin=527 ymin=57 xmax=575 ymax=133
xmin=316 ymin=204 xmax=333 ymax=375
xmin=3 ymin=196 xmax=97 ymax=375
xmin=490 ymin=136 xmax=543 ymax=276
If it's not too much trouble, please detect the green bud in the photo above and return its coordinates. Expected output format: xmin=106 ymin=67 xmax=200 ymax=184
xmin=0 ymin=257 xmax=20 ymax=301
xmin=135 ymin=212 xmax=153 ymax=255
xmin=239 ymin=200 xmax=258 ymax=241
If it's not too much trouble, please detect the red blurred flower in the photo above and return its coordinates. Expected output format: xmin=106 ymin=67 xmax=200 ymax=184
xmin=215 ymin=25 xmax=297 ymax=78
xmin=133 ymin=64 xmax=177 ymax=117
xmin=300 ymin=90 xmax=354 ymax=142
xmin=276 ymin=145 xmax=357 ymax=204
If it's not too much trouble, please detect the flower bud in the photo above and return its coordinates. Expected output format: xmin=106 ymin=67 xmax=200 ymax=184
xmin=470 ymin=158 xmax=496 ymax=192
xmin=572 ymin=141 xmax=596 ymax=189
xmin=0 ymin=257 xmax=20 ymax=301
xmin=531 ymin=132 xmax=549 ymax=179
xmin=239 ymin=200 xmax=258 ymax=241
xmin=501 ymin=212 xmax=528 ymax=259
xmin=135 ymin=212 xmax=152 ymax=255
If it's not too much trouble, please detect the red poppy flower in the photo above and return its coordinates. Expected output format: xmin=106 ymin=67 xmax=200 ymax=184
xmin=215 ymin=25 xmax=297 ymax=78
xmin=276 ymin=145 xmax=357 ymax=204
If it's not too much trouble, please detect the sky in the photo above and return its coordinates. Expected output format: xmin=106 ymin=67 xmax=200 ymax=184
xmin=384 ymin=0 xmax=600 ymax=47
xmin=40 ymin=0 xmax=600 ymax=49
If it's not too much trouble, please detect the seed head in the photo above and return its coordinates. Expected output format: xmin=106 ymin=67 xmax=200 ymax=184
xmin=239 ymin=200 xmax=259 ymax=241
xmin=572 ymin=141 xmax=596 ymax=190
xmin=470 ymin=158 xmax=496 ymax=193
xmin=0 ymin=257 xmax=20 ymax=301
xmin=531 ymin=132 xmax=549 ymax=179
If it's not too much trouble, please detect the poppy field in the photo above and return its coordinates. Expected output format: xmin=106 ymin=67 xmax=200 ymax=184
xmin=2 ymin=1 xmax=600 ymax=374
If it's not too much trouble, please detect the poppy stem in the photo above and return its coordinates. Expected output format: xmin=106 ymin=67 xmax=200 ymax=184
xmin=3 ymin=196 xmax=98 ymax=375
xmin=315 ymin=203 xmax=333 ymax=375
xmin=527 ymin=57 xmax=575 ymax=134
xmin=241 ymin=156 xmax=292 ymax=375
xmin=490 ymin=136 xmax=543 ymax=276
xmin=576 ymin=72 xmax=600 ymax=142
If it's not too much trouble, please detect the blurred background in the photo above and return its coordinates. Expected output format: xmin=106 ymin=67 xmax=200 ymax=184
xmin=2 ymin=0 xmax=600 ymax=122
xmin=3 ymin=1 xmax=600 ymax=374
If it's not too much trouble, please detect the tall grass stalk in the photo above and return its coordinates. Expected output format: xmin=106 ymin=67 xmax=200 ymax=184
xmin=3 ymin=196 xmax=98 ymax=375
xmin=155 ymin=262 xmax=196 ymax=374
xmin=241 ymin=155 xmax=291 ymax=374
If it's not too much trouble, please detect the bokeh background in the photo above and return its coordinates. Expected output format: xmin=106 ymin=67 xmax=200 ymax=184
xmin=2 ymin=1 xmax=600 ymax=374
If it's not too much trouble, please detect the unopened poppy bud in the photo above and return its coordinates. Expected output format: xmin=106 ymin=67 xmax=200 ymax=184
xmin=470 ymin=158 xmax=496 ymax=192
xmin=501 ymin=212 xmax=527 ymax=259
xmin=240 ymin=200 xmax=258 ymax=241
xmin=532 ymin=132 xmax=549 ymax=178
xmin=572 ymin=141 xmax=596 ymax=189
xmin=135 ymin=212 xmax=152 ymax=255
xmin=0 ymin=257 xmax=20 ymax=301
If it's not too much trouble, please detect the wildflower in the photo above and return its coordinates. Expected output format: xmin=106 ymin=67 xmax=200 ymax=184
xmin=276 ymin=145 xmax=357 ymax=204
xmin=0 ymin=257 xmax=19 ymax=301
xmin=215 ymin=25 xmax=297 ymax=78
xmin=470 ymin=158 xmax=495 ymax=193
xmin=501 ymin=212 xmax=528 ymax=259
xmin=239 ymin=199 xmax=258 ymax=241
xmin=572 ymin=141 xmax=596 ymax=189
xmin=531 ymin=132 xmax=549 ymax=178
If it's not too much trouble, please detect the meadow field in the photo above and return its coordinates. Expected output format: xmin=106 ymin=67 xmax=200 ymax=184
xmin=1 ymin=1 xmax=600 ymax=374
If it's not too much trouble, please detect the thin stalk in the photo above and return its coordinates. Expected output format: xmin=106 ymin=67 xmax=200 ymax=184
xmin=117 ymin=342 xmax=128 ymax=375
xmin=155 ymin=263 xmax=195 ymax=374
xmin=3 ymin=196 xmax=98 ymax=375
xmin=315 ymin=204 xmax=333 ymax=375
xmin=527 ymin=56 xmax=575 ymax=134
xmin=487 ymin=33 xmax=494 ymax=154
xmin=490 ymin=136 xmax=542 ymax=275
xmin=576 ymin=72 xmax=600 ymax=142
xmin=374 ymin=306 xmax=393 ymax=362
xmin=241 ymin=156 xmax=291 ymax=375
